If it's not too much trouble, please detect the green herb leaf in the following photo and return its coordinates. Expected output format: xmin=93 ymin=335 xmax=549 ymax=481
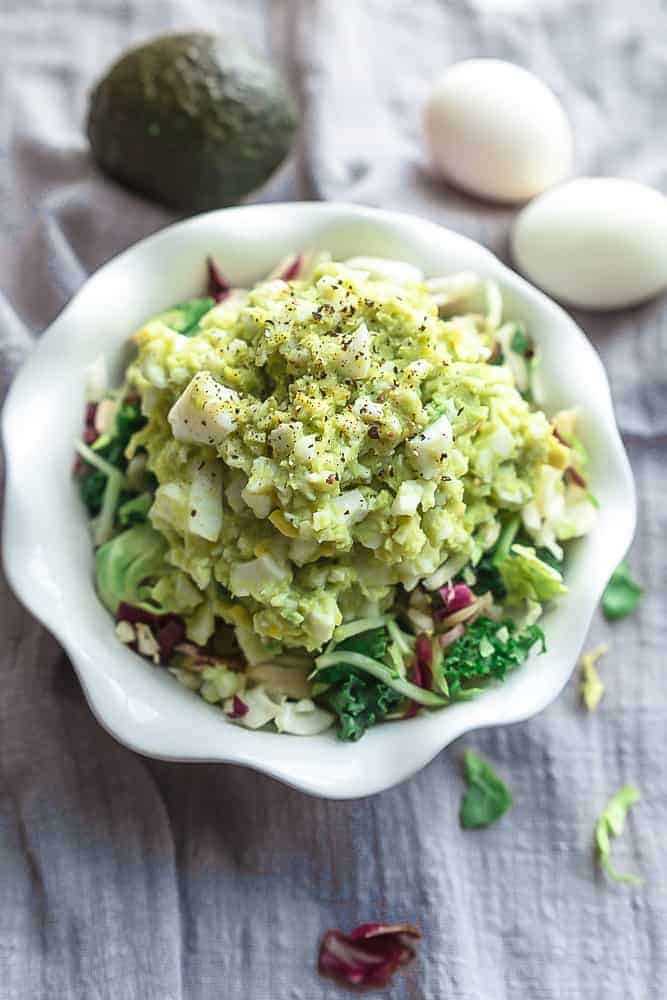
xmin=602 ymin=561 xmax=643 ymax=621
xmin=460 ymin=750 xmax=513 ymax=828
xmin=441 ymin=617 xmax=545 ymax=699
xmin=595 ymin=785 xmax=643 ymax=885
xmin=154 ymin=297 xmax=215 ymax=335
xmin=509 ymin=325 xmax=533 ymax=358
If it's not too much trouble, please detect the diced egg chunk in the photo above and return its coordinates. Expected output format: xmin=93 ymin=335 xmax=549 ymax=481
xmin=168 ymin=371 xmax=239 ymax=446
xmin=293 ymin=433 xmax=318 ymax=463
xmin=188 ymin=460 xmax=223 ymax=542
xmin=229 ymin=553 xmax=292 ymax=599
xmin=305 ymin=594 xmax=340 ymax=645
xmin=331 ymin=489 xmax=369 ymax=525
xmin=407 ymin=414 xmax=454 ymax=479
xmin=270 ymin=422 xmax=301 ymax=457
xmin=353 ymin=396 xmax=384 ymax=422
xmin=392 ymin=480 xmax=423 ymax=516
xmin=338 ymin=323 xmax=371 ymax=379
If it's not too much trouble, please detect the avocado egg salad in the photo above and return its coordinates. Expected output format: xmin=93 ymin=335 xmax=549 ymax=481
xmin=74 ymin=252 xmax=596 ymax=740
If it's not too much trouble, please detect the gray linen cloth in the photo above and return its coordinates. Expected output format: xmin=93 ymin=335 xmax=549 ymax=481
xmin=1 ymin=2 xmax=666 ymax=998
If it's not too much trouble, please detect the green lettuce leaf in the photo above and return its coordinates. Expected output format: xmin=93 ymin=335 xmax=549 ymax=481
xmin=499 ymin=544 xmax=567 ymax=606
xmin=460 ymin=750 xmax=513 ymax=828
xmin=95 ymin=524 xmax=169 ymax=614
xmin=602 ymin=561 xmax=643 ymax=621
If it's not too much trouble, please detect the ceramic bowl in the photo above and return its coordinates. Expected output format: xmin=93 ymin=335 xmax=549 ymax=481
xmin=2 ymin=202 xmax=635 ymax=798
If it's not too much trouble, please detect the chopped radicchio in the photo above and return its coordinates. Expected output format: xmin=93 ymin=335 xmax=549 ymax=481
xmin=318 ymin=922 xmax=421 ymax=989
xmin=227 ymin=694 xmax=248 ymax=719
xmin=206 ymin=257 xmax=231 ymax=302
xmin=154 ymin=619 xmax=186 ymax=659
xmin=116 ymin=603 xmax=186 ymax=660
xmin=413 ymin=635 xmax=434 ymax=690
xmin=437 ymin=583 xmax=474 ymax=617
xmin=565 ymin=465 xmax=587 ymax=489
xmin=279 ymin=253 xmax=303 ymax=281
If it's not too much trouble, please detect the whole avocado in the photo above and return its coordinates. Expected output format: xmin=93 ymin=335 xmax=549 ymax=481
xmin=86 ymin=33 xmax=299 ymax=213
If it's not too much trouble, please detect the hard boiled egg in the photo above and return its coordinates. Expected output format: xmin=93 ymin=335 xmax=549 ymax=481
xmin=512 ymin=178 xmax=667 ymax=310
xmin=424 ymin=59 xmax=573 ymax=203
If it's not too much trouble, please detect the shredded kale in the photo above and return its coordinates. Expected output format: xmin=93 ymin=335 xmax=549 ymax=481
xmin=316 ymin=627 xmax=401 ymax=740
xmin=78 ymin=467 xmax=107 ymax=517
xmin=78 ymin=400 xmax=146 ymax=517
xmin=471 ymin=554 xmax=506 ymax=600
xmin=442 ymin=616 xmax=546 ymax=698
xmin=318 ymin=670 xmax=403 ymax=741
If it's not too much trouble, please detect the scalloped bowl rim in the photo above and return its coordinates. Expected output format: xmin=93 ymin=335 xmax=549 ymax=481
xmin=2 ymin=202 xmax=635 ymax=798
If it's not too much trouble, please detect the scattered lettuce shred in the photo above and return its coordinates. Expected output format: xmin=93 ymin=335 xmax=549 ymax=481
xmin=595 ymin=786 xmax=643 ymax=885
xmin=460 ymin=750 xmax=513 ymax=828
xmin=580 ymin=643 xmax=608 ymax=712
xmin=602 ymin=561 xmax=643 ymax=621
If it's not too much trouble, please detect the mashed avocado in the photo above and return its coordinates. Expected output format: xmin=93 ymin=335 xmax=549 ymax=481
xmin=124 ymin=258 xmax=579 ymax=651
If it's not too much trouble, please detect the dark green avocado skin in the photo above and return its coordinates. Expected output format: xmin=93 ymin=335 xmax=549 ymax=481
xmin=87 ymin=33 xmax=299 ymax=213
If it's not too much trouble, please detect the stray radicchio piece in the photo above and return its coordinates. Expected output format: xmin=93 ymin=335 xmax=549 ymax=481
xmin=437 ymin=582 xmax=474 ymax=617
xmin=318 ymin=922 xmax=421 ymax=990
xmin=206 ymin=257 xmax=231 ymax=302
xmin=279 ymin=253 xmax=303 ymax=281
xmin=227 ymin=694 xmax=248 ymax=719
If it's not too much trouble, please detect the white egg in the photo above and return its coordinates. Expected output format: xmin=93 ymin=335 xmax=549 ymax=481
xmin=512 ymin=178 xmax=667 ymax=310
xmin=424 ymin=59 xmax=573 ymax=203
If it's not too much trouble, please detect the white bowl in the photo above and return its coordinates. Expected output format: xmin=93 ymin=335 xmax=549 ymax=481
xmin=2 ymin=203 xmax=635 ymax=799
